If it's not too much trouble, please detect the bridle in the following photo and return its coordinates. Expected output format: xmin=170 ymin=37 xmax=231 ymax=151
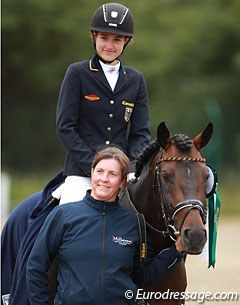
xmin=149 ymin=151 xmax=207 ymax=241
xmin=123 ymin=150 xmax=208 ymax=241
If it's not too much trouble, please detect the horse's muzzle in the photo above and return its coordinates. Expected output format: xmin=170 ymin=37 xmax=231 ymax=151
xmin=182 ymin=227 xmax=207 ymax=254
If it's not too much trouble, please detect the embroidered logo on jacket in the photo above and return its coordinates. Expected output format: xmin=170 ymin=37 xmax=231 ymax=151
xmin=85 ymin=94 xmax=100 ymax=101
xmin=122 ymin=101 xmax=134 ymax=107
xmin=112 ymin=235 xmax=133 ymax=246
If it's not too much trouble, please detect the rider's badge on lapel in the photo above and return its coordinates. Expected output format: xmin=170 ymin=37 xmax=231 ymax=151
xmin=124 ymin=107 xmax=133 ymax=122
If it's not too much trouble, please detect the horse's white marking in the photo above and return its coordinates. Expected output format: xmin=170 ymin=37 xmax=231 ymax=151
xmin=187 ymin=167 xmax=191 ymax=178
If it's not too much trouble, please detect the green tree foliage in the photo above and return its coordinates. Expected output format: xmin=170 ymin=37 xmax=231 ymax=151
xmin=2 ymin=0 xmax=240 ymax=173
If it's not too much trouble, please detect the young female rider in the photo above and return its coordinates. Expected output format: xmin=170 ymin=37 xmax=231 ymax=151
xmin=1 ymin=4 xmax=151 ymax=304
xmin=27 ymin=147 xmax=184 ymax=305
xmin=56 ymin=3 xmax=151 ymax=204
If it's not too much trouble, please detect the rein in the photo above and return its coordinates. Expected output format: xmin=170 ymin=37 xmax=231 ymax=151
xmin=121 ymin=186 xmax=171 ymax=237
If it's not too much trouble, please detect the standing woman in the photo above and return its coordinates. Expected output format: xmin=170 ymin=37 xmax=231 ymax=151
xmin=26 ymin=147 xmax=184 ymax=305
xmin=56 ymin=3 xmax=151 ymax=204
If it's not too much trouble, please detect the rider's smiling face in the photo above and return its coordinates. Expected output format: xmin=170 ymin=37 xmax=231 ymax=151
xmin=94 ymin=32 xmax=129 ymax=64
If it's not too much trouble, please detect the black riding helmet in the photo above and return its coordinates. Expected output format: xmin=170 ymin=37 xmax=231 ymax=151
xmin=90 ymin=3 xmax=134 ymax=37
xmin=90 ymin=3 xmax=134 ymax=63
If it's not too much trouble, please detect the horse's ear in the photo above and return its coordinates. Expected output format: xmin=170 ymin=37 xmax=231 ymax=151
xmin=157 ymin=122 xmax=171 ymax=150
xmin=193 ymin=122 xmax=213 ymax=150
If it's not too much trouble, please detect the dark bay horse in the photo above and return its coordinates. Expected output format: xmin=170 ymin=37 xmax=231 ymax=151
xmin=121 ymin=121 xmax=213 ymax=305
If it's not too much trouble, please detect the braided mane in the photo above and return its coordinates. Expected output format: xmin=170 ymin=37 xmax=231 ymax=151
xmin=135 ymin=133 xmax=193 ymax=178
xmin=135 ymin=140 xmax=160 ymax=178
xmin=171 ymin=133 xmax=193 ymax=150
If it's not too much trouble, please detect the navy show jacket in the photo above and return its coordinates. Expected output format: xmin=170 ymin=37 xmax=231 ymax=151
xmin=56 ymin=54 xmax=151 ymax=176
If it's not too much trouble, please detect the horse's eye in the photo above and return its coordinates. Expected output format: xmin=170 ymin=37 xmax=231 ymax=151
xmin=161 ymin=172 xmax=171 ymax=182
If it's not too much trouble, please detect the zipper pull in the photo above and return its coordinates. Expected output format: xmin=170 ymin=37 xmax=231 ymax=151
xmin=102 ymin=204 xmax=106 ymax=216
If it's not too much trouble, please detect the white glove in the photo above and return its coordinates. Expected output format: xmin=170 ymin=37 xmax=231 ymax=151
xmin=127 ymin=172 xmax=136 ymax=182
xmin=52 ymin=183 xmax=65 ymax=200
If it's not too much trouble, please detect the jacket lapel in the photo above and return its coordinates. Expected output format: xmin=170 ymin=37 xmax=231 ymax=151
xmin=89 ymin=56 xmax=112 ymax=92
xmin=89 ymin=55 xmax=130 ymax=94
xmin=114 ymin=66 xmax=130 ymax=95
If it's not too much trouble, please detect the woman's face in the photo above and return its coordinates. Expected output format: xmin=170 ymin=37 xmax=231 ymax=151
xmin=91 ymin=158 xmax=124 ymax=202
xmin=95 ymin=32 xmax=129 ymax=64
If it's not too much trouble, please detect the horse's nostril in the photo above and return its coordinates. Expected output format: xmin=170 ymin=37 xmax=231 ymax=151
xmin=203 ymin=229 xmax=207 ymax=238
xmin=183 ymin=229 xmax=190 ymax=239
xmin=183 ymin=228 xmax=207 ymax=242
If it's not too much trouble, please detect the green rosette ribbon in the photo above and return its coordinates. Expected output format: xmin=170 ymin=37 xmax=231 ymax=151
xmin=208 ymin=190 xmax=221 ymax=268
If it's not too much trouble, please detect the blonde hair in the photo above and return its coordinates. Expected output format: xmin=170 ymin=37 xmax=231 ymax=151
xmin=92 ymin=146 xmax=130 ymax=187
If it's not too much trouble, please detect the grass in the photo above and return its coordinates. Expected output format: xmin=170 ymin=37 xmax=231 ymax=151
xmin=6 ymin=172 xmax=56 ymax=212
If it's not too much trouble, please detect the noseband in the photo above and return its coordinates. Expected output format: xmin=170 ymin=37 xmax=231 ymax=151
xmin=152 ymin=154 xmax=207 ymax=241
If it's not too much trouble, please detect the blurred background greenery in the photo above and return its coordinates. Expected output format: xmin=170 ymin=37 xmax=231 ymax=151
xmin=2 ymin=0 xmax=240 ymax=215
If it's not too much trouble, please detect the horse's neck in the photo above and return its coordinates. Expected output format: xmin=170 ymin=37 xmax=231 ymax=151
xmin=127 ymin=176 xmax=173 ymax=251
xmin=129 ymin=160 xmax=166 ymax=230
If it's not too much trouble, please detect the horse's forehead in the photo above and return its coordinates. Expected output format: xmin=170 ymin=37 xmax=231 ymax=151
xmin=165 ymin=142 xmax=200 ymax=157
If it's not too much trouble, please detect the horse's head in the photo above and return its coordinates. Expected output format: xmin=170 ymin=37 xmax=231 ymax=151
xmin=156 ymin=122 xmax=213 ymax=254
